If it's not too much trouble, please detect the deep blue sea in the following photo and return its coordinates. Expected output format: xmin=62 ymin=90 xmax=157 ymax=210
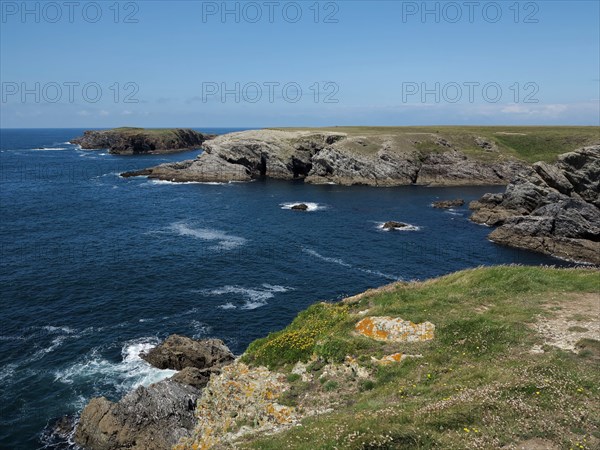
xmin=0 ymin=128 xmax=573 ymax=449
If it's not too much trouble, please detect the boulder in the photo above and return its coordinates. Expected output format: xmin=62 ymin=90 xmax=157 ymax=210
xmin=291 ymin=203 xmax=309 ymax=211
xmin=75 ymin=380 xmax=201 ymax=450
xmin=140 ymin=335 xmax=234 ymax=371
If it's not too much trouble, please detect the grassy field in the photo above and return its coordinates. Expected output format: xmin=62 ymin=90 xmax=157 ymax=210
xmin=274 ymin=126 xmax=599 ymax=163
xmin=239 ymin=266 xmax=599 ymax=449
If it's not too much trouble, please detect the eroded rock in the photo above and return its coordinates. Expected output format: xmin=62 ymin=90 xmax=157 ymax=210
xmin=470 ymin=146 xmax=600 ymax=264
xmin=75 ymin=380 xmax=201 ymax=450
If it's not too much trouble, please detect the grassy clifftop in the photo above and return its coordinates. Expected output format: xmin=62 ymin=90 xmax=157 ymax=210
xmin=236 ymin=266 xmax=599 ymax=449
xmin=275 ymin=126 xmax=600 ymax=163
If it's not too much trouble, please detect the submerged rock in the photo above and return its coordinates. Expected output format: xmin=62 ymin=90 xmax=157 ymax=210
xmin=470 ymin=146 xmax=600 ymax=264
xmin=432 ymin=199 xmax=465 ymax=209
xmin=75 ymin=380 xmax=201 ymax=450
xmin=140 ymin=335 xmax=234 ymax=371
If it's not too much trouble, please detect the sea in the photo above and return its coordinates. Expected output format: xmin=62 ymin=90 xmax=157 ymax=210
xmin=0 ymin=128 xmax=574 ymax=449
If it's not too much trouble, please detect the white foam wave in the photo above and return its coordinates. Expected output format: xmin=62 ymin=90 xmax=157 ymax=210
xmin=33 ymin=147 xmax=68 ymax=151
xmin=169 ymin=222 xmax=247 ymax=251
xmin=280 ymin=202 xmax=325 ymax=212
xmin=303 ymin=247 xmax=401 ymax=281
xmin=377 ymin=222 xmax=420 ymax=232
xmin=218 ymin=302 xmax=237 ymax=310
xmin=302 ymin=248 xmax=352 ymax=267
xmin=199 ymin=284 xmax=292 ymax=310
xmin=54 ymin=338 xmax=176 ymax=393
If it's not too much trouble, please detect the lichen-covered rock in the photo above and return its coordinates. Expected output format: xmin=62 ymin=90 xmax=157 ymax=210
xmin=175 ymin=362 xmax=296 ymax=450
xmin=140 ymin=335 xmax=234 ymax=371
xmin=355 ymin=316 xmax=435 ymax=342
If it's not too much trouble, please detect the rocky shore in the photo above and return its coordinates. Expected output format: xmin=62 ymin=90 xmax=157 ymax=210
xmin=74 ymin=336 xmax=234 ymax=450
xmin=71 ymin=128 xmax=214 ymax=155
xmin=121 ymin=129 xmax=526 ymax=185
xmin=470 ymin=146 xmax=600 ymax=264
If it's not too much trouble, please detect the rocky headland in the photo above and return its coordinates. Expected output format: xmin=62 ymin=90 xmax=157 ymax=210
xmin=120 ymin=129 xmax=527 ymax=185
xmin=71 ymin=128 xmax=214 ymax=155
xmin=74 ymin=336 xmax=234 ymax=450
xmin=470 ymin=146 xmax=600 ymax=264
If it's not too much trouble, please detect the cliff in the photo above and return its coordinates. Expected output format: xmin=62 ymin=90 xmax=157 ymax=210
xmin=121 ymin=128 xmax=528 ymax=185
xmin=71 ymin=128 xmax=214 ymax=155
xmin=73 ymin=266 xmax=600 ymax=450
xmin=470 ymin=146 xmax=600 ymax=264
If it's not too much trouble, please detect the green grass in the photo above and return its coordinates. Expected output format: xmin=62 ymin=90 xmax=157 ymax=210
xmin=238 ymin=266 xmax=600 ymax=449
xmin=274 ymin=126 xmax=599 ymax=163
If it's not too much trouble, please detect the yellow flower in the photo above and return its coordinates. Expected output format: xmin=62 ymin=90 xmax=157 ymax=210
xmin=463 ymin=428 xmax=470 ymax=433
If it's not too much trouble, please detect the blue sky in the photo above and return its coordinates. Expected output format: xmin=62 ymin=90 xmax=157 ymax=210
xmin=1 ymin=0 xmax=599 ymax=127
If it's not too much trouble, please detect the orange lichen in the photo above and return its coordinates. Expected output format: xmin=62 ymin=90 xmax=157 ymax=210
xmin=355 ymin=316 xmax=435 ymax=342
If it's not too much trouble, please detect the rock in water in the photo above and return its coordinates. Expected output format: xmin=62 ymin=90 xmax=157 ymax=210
xmin=383 ymin=221 xmax=408 ymax=230
xmin=432 ymin=199 xmax=465 ymax=209
xmin=70 ymin=128 xmax=214 ymax=155
xmin=291 ymin=203 xmax=309 ymax=211
xmin=470 ymin=145 xmax=600 ymax=264
xmin=140 ymin=335 xmax=234 ymax=370
xmin=75 ymin=380 xmax=201 ymax=450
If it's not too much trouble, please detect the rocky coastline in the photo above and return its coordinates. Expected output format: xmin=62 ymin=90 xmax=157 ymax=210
xmin=469 ymin=146 xmax=600 ymax=265
xmin=71 ymin=128 xmax=214 ymax=155
xmin=120 ymin=129 xmax=527 ymax=186
xmin=74 ymin=336 xmax=234 ymax=450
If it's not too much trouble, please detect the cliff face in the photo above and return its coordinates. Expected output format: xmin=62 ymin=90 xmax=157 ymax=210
xmin=121 ymin=129 xmax=526 ymax=185
xmin=71 ymin=128 xmax=214 ymax=155
xmin=470 ymin=146 xmax=600 ymax=264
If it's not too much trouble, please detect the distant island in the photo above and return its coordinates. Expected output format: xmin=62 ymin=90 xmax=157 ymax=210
xmin=70 ymin=127 xmax=214 ymax=155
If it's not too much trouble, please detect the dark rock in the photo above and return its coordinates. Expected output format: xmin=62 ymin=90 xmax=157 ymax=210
xmin=291 ymin=203 xmax=309 ymax=211
xmin=470 ymin=146 xmax=600 ymax=264
xmin=383 ymin=221 xmax=408 ymax=230
xmin=170 ymin=366 xmax=220 ymax=389
xmin=140 ymin=335 xmax=234 ymax=371
xmin=71 ymin=128 xmax=215 ymax=155
xmin=39 ymin=415 xmax=78 ymax=449
xmin=432 ymin=199 xmax=465 ymax=209
xmin=75 ymin=380 xmax=201 ymax=450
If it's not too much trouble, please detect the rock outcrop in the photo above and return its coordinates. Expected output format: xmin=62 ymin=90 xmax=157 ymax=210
xmin=140 ymin=335 xmax=234 ymax=371
xmin=470 ymin=146 xmax=600 ymax=264
xmin=75 ymin=380 xmax=201 ymax=450
xmin=71 ymin=128 xmax=214 ymax=155
xmin=75 ymin=336 xmax=234 ymax=450
xmin=120 ymin=129 xmax=526 ymax=185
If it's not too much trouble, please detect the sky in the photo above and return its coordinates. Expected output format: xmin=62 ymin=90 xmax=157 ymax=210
xmin=1 ymin=0 xmax=599 ymax=127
